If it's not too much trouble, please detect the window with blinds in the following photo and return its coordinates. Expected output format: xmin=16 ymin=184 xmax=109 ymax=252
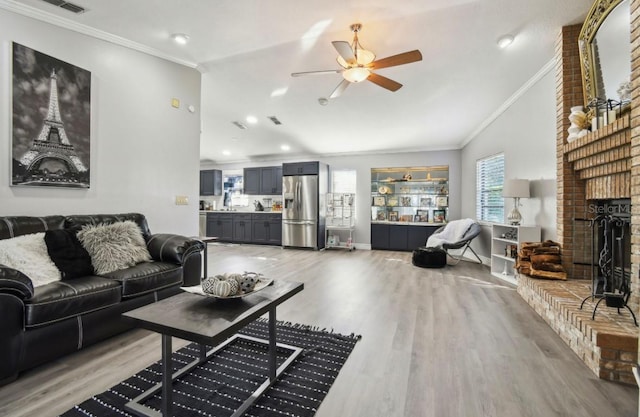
xmin=331 ymin=169 xmax=356 ymax=193
xmin=476 ymin=153 xmax=505 ymax=222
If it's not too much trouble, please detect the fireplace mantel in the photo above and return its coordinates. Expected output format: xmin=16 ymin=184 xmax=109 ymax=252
xmin=563 ymin=115 xmax=630 ymax=200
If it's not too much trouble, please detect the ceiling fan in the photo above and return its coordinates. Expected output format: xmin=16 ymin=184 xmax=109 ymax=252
xmin=291 ymin=23 xmax=422 ymax=99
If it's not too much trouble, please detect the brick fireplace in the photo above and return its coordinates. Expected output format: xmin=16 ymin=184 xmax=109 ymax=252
xmin=516 ymin=9 xmax=640 ymax=384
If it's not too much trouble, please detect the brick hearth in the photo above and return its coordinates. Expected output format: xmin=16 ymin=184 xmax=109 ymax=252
xmin=518 ymin=275 xmax=638 ymax=384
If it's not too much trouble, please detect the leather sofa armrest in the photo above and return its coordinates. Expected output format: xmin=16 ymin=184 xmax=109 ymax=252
xmin=0 ymin=264 xmax=34 ymax=300
xmin=146 ymin=234 xmax=205 ymax=265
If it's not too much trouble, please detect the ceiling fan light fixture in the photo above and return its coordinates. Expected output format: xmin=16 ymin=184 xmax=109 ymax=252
xmin=343 ymin=67 xmax=370 ymax=83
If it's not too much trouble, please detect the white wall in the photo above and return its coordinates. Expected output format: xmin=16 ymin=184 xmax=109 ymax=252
xmin=460 ymin=67 xmax=557 ymax=258
xmin=0 ymin=9 xmax=202 ymax=236
xmin=202 ymin=149 xmax=461 ymax=247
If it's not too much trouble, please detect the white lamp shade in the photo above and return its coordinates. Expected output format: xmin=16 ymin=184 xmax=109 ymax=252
xmin=502 ymin=179 xmax=530 ymax=198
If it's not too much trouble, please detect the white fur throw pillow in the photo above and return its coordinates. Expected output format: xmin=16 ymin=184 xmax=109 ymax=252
xmin=77 ymin=220 xmax=152 ymax=275
xmin=0 ymin=232 xmax=61 ymax=287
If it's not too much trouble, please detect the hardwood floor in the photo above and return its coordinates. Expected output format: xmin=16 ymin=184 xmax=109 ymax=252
xmin=0 ymin=244 xmax=638 ymax=417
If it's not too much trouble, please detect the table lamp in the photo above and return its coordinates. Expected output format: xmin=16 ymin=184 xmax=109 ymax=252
xmin=502 ymin=179 xmax=530 ymax=225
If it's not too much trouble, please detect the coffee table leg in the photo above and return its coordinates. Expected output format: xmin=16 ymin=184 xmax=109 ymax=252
xmin=268 ymin=307 xmax=276 ymax=381
xmin=162 ymin=335 xmax=173 ymax=416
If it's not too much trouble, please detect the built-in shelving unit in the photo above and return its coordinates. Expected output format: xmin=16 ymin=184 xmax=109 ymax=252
xmin=491 ymin=223 xmax=541 ymax=285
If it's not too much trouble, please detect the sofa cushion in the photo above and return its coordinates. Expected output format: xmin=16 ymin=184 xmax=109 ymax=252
xmin=25 ymin=276 xmax=122 ymax=328
xmin=44 ymin=229 xmax=94 ymax=279
xmin=64 ymin=213 xmax=151 ymax=241
xmin=77 ymin=221 xmax=152 ymax=274
xmin=0 ymin=233 xmax=61 ymax=287
xmin=101 ymin=261 xmax=182 ymax=298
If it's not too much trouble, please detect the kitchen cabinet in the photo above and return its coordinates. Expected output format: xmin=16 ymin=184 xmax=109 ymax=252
xmin=371 ymin=223 xmax=439 ymax=251
xmin=244 ymin=166 xmax=282 ymax=195
xmin=206 ymin=213 xmax=233 ymax=241
xmin=243 ymin=168 xmax=261 ymax=195
xmin=252 ymin=214 xmax=282 ymax=245
xmin=233 ymin=214 xmax=253 ymax=242
xmin=282 ymin=161 xmax=319 ymax=176
xmin=200 ymin=169 xmax=222 ymax=196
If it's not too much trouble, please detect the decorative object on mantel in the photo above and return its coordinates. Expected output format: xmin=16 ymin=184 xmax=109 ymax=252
xmin=502 ymin=179 xmax=530 ymax=225
xmin=567 ymin=105 xmax=591 ymax=142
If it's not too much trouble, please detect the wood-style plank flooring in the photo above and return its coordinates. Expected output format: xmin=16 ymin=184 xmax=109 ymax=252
xmin=0 ymin=244 xmax=638 ymax=417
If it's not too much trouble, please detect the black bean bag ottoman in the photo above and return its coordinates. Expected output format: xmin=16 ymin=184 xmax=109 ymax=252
xmin=412 ymin=246 xmax=447 ymax=268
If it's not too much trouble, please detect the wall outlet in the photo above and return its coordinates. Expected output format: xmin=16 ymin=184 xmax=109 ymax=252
xmin=175 ymin=195 xmax=189 ymax=205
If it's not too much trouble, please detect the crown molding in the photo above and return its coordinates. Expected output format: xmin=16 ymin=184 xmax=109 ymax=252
xmin=460 ymin=58 xmax=556 ymax=148
xmin=0 ymin=0 xmax=198 ymax=68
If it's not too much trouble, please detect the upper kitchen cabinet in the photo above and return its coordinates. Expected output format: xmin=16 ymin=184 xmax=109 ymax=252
xmin=200 ymin=169 xmax=222 ymax=196
xmin=282 ymin=162 xmax=319 ymax=176
xmin=244 ymin=166 xmax=282 ymax=195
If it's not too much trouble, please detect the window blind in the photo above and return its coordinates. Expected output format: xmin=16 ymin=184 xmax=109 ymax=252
xmin=476 ymin=153 xmax=505 ymax=222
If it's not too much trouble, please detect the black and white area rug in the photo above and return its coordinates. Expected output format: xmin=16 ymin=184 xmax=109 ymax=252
xmin=60 ymin=320 xmax=360 ymax=417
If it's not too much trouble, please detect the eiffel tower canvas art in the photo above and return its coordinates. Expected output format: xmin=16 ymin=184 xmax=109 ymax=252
xmin=11 ymin=43 xmax=90 ymax=188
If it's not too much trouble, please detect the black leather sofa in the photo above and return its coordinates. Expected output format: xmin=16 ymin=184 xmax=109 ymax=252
xmin=0 ymin=213 xmax=204 ymax=385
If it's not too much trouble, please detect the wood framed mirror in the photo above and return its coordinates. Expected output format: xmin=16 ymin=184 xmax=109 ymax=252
xmin=578 ymin=0 xmax=630 ymax=106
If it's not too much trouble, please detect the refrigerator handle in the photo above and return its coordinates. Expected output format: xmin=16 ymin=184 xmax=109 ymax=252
xmin=296 ymin=181 xmax=301 ymax=211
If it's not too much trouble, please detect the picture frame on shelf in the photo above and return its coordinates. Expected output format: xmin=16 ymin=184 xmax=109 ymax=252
xmin=416 ymin=209 xmax=429 ymax=222
xmin=373 ymin=196 xmax=386 ymax=206
xmin=420 ymin=197 xmax=432 ymax=207
xmin=376 ymin=210 xmax=387 ymax=221
xmin=433 ymin=209 xmax=446 ymax=223
xmin=400 ymin=196 xmax=412 ymax=207
xmin=387 ymin=196 xmax=398 ymax=207
xmin=389 ymin=211 xmax=398 ymax=221
xmin=413 ymin=215 xmax=421 ymax=222
xmin=436 ymin=196 xmax=448 ymax=207
xmin=400 ymin=214 xmax=413 ymax=222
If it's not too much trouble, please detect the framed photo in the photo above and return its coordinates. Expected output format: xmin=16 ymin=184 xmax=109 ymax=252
xmin=416 ymin=209 xmax=429 ymax=222
xmin=387 ymin=196 xmax=398 ymax=207
xmin=376 ymin=210 xmax=387 ymax=221
xmin=400 ymin=215 xmax=413 ymax=222
xmin=436 ymin=196 xmax=448 ymax=207
xmin=420 ymin=197 xmax=432 ymax=207
xmin=388 ymin=211 xmax=398 ymax=221
xmin=400 ymin=196 xmax=412 ymax=207
xmin=433 ymin=209 xmax=446 ymax=223
xmin=11 ymin=42 xmax=91 ymax=188
xmin=373 ymin=196 xmax=386 ymax=206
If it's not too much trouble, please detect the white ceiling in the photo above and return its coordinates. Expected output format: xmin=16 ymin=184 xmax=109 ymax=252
xmin=5 ymin=0 xmax=592 ymax=163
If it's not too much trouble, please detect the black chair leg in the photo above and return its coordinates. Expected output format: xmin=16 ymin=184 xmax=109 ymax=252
xmin=625 ymin=305 xmax=639 ymax=327
xmin=592 ymin=297 xmax=606 ymax=320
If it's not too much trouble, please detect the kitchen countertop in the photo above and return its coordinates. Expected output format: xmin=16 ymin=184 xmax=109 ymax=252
xmin=200 ymin=210 xmax=282 ymax=214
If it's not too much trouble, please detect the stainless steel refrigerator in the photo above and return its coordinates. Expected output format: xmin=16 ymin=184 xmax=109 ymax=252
xmin=282 ymin=166 xmax=327 ymax=249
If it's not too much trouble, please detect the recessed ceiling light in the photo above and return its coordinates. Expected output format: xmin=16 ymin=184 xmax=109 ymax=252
xmin=497 ymin=34 xmax=514 ymax=49
xmin=171 ymin=33 xmax=190 ymax=45
xmin=246 ymin=115 xmax=258 ymax=124
xmin=271 ymin=87 xmax=288 ymax=97
xmin=222 ymin=150 xmax=231 ymax=156
xmin=281 ymin=144 xmax=290 ymax=151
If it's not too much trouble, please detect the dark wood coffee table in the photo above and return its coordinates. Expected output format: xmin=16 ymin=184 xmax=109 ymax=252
xmin=122 ymin=280 xmax=304 ymax=417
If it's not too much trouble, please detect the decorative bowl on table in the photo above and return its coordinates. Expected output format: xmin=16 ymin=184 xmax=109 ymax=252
xmin=182 ymin=272 xmax=273 ymax=299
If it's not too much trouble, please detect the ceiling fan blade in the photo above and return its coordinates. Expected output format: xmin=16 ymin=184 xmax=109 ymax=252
xmin=367 ymin=73 xmax=403 ymax=92
xmin=330 ymin=79 xmax=350 ymax=99
xmin=370 ymin=50 xmax=422 ymax=70
xmin=332 ymin=41 xmax=357 ymax=66
xmin=291 ymin=69 xmax=342 ymax=77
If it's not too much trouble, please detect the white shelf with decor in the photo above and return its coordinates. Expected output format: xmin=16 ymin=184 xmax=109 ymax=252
xmin=491 ymin=223 xmax=541 ymax=285
xmin=325 ymin=193 xmax=355 ymax=251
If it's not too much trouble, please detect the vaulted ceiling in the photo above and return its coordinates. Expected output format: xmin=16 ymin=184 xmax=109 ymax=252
xmin=5 ymin=0 xmax=592 ymax=163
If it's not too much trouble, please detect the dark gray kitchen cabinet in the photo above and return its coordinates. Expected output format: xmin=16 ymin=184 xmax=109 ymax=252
xmin=243 ymin=168 xmax=261 ymax=195
xmin=260 ymin=166 xmax=282 ymax=195
xmin=200 ymin=169 xmax=222 ymax=196
xmin=371 ymin=224 xmax=439 ymax=251
xmin=252 ymin=214 xmax=282 ymax=245
xmin=206 ymin=213 xmax=233 ymax=241
xmin=282 ymin=161 xmax=319 ymax=176
xmin=244 ymin=166 xmax=282 ymax=195
xmin=233 ymin=214 xmax=253 ymax=242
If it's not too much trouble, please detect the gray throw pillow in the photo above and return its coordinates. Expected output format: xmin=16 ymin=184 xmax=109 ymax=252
xmin=77 ymin=220 xmax=152 ymax=275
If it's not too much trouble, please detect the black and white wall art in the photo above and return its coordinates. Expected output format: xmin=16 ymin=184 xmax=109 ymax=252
xmin=11 ymin=42 xmax=91 ymax=188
